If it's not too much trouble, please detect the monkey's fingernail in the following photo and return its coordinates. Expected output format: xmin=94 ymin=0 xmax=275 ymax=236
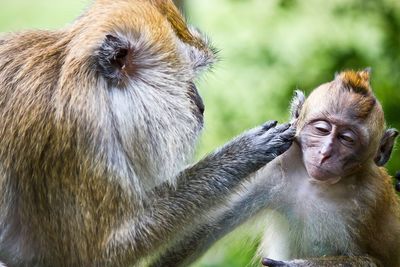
xmin=262 ymin=258 xmax=285 ymax=267
xmin=263 ymin=120 xmax=278 ymax=130
xmin=275 ymin=123 xmax=291 ymax=132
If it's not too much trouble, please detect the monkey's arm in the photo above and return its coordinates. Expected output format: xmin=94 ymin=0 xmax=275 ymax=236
xmin=262 ymin=256 xmax=381 ymax=267
xmin=149 ymin=158 xmax=284 ymax=267
xmin=106 ymin=122 xmax=294 ymax=262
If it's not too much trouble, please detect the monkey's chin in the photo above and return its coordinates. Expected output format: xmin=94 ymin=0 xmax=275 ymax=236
xmin=305 ymin=166 xmax=342 ymax=185
xmin=308 ymin=176 xmax=342 ymax=185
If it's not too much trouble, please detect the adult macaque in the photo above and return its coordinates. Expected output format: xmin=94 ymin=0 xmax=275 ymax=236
xmin=0 ymin=1 xmax=295 ymax=266
xmin=153 ymin=70 xmax=400 ymax=267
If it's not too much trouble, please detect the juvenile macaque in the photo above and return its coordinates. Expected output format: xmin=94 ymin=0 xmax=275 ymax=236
xmin=258 ymin=69 xmax=400 ymax=266
xmin=153 ymin=70 xmax=400 ymax=267
xmin=0 ymin=1 xmax=295 ymax=266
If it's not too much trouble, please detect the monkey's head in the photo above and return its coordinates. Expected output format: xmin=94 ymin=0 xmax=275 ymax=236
xmin=58 ymin=0 xmax=216 ymax=189
xmin=290 ymin=70 xmax=398 ymax=184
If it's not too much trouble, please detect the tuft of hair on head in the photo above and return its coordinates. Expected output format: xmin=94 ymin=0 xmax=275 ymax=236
xmin=334 ymin=68 xmax=379 ymax=120
xmin=336 ymin=68 xmax=372 ymax=95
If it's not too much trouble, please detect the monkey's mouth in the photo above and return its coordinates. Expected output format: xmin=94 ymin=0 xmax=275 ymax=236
xmin=188 ymin=82 xmax=205 ymax=117
xmin=304 ymin=161 xmax=342 ymax=184
xmin=195 ymin=96 xmax=205 ymax=116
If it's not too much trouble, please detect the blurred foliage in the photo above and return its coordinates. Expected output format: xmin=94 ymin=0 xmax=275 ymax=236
xmin=1 ymin=0 xmax=400 ymax=266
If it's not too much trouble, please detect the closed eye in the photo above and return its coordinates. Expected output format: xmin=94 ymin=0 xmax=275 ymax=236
xmin=339 ymin=132 xmax=356 ymax=145
xmin=315 ymin=126 xmax=330 ymax=134
xmin=312 ymin=121 xmax=331 ymax=135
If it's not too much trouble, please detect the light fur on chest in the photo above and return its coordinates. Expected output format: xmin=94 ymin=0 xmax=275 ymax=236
xmin=258 ymin=183 xmax=362 ymax=260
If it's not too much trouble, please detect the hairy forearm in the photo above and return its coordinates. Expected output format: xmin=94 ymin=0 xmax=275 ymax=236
xmin=108 ymin=154 xmax=268 ymax=261
xmin=262 ymin=256 xmax=381 ymax=267
xmin=150 ymin=165 xmax=283 ymax=267
xmin=106 ymin=123 xmax=294 ymax=263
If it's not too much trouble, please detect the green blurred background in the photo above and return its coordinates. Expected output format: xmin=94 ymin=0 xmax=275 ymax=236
xmin=1 ymin=0 xmax=399 ymax=266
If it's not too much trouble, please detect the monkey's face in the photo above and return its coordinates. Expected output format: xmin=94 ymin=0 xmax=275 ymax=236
xmin=295 ymin=80 xmax=375 ymax=184
xmin=294 ymin=70 xmax=397 ymax=185
xmin=299 ymin=116 xmax=367 ymax=184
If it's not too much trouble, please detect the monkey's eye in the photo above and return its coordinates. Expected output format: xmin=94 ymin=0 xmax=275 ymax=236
xmin=339 ymin=132 xmax=355 ymax=145
xmin=312 ymin=121 xmax=331 ymax=135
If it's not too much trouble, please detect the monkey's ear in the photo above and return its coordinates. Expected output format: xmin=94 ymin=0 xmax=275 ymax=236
xmin=290 ymin=90 xmax=306 ymax=122
xmin=96 ymin=34 xmax=134 ymax=85
xmin=374 ymin=128 xmax=399 ymax=166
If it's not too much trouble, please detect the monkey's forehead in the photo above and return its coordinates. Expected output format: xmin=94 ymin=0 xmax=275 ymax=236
xmin=301 ymin=81 xmax=384 ymax=133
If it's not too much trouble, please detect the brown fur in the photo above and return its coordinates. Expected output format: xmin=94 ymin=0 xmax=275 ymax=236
xmin=0 ymin=0 xmax=207 ymax=266
xmin=149 ymin=71 xmax=400 ymax=267
xmin=144 ymin=71 xmax=400 ymax=267
xmin=361 ymin=167 xmax=400 ymax=266
xmin=259 ymin=70 xmax=400 ymax=266
xmin=336 ymin=70 xmax=377 ymax=119
xmin=0 ymin=1 xmax=296 ymax=267
xmin=151 ymin=132 xmax=400 ymax=267
xmin=339 ymin=69 xmax=371 ymax=94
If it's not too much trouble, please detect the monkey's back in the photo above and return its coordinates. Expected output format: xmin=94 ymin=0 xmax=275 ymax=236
xmin=0 ymin=30 xmax=134 ymax=267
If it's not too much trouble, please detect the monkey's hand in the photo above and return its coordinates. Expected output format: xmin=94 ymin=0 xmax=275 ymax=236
xmin=262 ymin=258 xmax=297 ymax=267
xmin=262 ymin=257 xmax=380 ymax=267
xmin=229 ymin=121 xmax=295 ymax=171
xmin=252 ymin=121 xmax=295 ymax=158
xmin=172 ymin=121 xmax=295 ymax=198
xmin=191 ymin=120 xmax=295 ymax=186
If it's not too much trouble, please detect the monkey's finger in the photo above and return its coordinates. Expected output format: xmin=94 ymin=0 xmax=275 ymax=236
xmin=395 ymin=171 xmax=400 ymax=180
xmin=258 ymin=123 xmax=293 ymax=147
xmin=262 ymin=120 xmax=278 ymax=131
xmin=262 ymin=258 xmax=288 ymax=267
xmin=395 ymin=171 xmax=400 ymax=192
xmin=262 ymin=123 xmax=291 ymax=139
xmin=266 ymin=126 xmax=296 ymax=156
xmin=279 ymin=125 xmax=296 ymax=141
xmin=246 ymin=121 xmax=277 ymax=137
xmin=272 ymin=123 xmax=291 ymax=134
xmin=271 ymin=139 xmax=294 ymax=157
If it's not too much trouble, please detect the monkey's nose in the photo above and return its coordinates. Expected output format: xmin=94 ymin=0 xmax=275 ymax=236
xmin=319 ymin=155 xmax=330 ymax=165
xmin=319 ymin=142 xmax=333 ymax=165
xmin=319 ymin=151 xmax=332 ymax=165
xmin=189 ymin=82 xmax=205 ymax=115
xmin=198 ymin=101 xmax=205 ymax=115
